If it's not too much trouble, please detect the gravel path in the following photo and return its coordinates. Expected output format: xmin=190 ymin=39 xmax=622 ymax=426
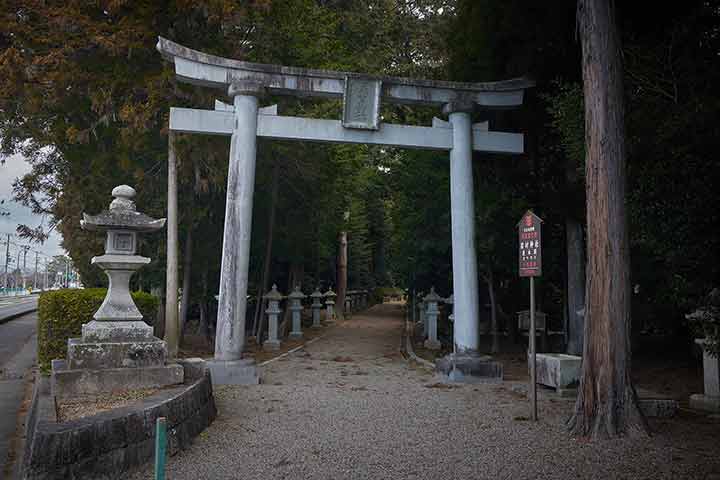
xmin=129 ymin=303 xmax=720 ymax=480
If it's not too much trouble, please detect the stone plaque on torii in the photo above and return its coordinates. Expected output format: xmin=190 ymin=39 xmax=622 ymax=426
xmin=157 ymin=37 xmax=534 ymax=383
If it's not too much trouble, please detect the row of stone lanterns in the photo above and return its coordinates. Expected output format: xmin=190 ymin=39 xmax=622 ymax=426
xmin=261 ymin=286 xmax=370 ymax=351
xmin=415 ymin=288 xmax=453 ymax=351
xmin=344 ymin=289 xmax=370 ymax=318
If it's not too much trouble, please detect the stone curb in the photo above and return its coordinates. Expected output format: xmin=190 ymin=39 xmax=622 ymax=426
xmin=0 ymin=299 xmax=38 ymax=325
xmin=21 ymin=361 xmax=216 ymax=479
xmin=402 ymin=315 xmax=435 ymax=370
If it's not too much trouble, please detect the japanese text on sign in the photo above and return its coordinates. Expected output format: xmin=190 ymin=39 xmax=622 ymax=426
xmin=518 ymin=211 xmax=542 ymax=277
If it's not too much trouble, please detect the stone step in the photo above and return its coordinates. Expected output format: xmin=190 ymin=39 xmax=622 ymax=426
xmin=52 ymin=363 xmax=184 ymax=399
xmin=67 ymin=337 xmax=167 ymax=370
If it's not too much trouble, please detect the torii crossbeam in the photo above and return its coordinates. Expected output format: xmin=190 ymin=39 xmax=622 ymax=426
xmin=157 ymin=37 xmax=534 ymax=383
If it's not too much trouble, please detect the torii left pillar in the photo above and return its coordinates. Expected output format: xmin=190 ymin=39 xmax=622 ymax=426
xmin=206 ymin=81 xmax=262 ymax=385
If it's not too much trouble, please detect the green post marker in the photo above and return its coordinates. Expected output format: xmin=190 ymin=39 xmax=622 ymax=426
xmin=155 ymin=417 xmax=167 ymax=480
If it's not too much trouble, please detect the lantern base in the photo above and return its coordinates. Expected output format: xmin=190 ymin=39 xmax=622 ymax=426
xmin=206 ymin=358 xmax=260 ymax=385
xmin=435 ymin=352 xmax=503 ymax=383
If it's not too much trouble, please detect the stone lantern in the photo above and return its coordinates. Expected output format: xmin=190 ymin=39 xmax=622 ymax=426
xmin=417 ymin=292 xmax=426 ymax=336
xmin=423 ymin=287 xmax=442 ymax=350
xmin=324 ymin=288 xmax=337 ymax=323
xmin=345 ymin=293 xmax=352 ymax=317
xmin=52 ymin=185 xmax=183 ymax=398
xmin=288 ymin=285 xmax=306 ymax=339
xmin=263 ymin=285 xmax=283 ymax=351
xmin=310 ymin=287 xmax=324 ymax=328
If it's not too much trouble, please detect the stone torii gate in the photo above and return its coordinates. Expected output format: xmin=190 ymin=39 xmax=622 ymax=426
xmin=157 ymin=37 xmax=533 ymax=383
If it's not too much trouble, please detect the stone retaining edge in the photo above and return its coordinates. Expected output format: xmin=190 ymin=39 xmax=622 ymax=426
xmin=21 ymin=359 xmax=216 ymax=480
xmin=402 ymin=312 xmax=435 ymax=370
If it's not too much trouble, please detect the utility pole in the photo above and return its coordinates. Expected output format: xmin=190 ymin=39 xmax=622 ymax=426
xmin=22 ymin=246 xmax=29 ymax=289
xmin=16 ymin=247 xmax=21 ymax=290
xmin=34 ymin=251 xmax=39 ymax=290
xmin=4 ymin=234 xmax=9 ymax=290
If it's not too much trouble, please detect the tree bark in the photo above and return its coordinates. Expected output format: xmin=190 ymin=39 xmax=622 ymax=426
xmin=569 ymin=0 xmax=648 ymax=438
xmin=336 ymin=231 xmax=348 ymax=318
xmin=253 ymin=161 xmax=280 ymax=341
xmin=179 ymin=227 xmax=193 ymax=342
xmin=566 ymin=218 xmax=585 ymax=355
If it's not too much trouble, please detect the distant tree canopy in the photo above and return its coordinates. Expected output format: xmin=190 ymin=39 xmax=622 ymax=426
xmin=1 ymin=0 xmax=718 ymax=344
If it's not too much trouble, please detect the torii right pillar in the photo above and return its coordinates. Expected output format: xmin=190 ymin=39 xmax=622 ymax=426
xmin=436 ymin=100 xmax=503 ymax=382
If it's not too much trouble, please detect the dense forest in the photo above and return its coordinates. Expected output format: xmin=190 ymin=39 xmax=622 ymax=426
xmin=1 ymin=0 xmax=718 ymax=354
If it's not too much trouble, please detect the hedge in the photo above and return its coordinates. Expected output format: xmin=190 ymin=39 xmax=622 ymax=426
xmin=38 ymin=288 xmax=159 ymax=372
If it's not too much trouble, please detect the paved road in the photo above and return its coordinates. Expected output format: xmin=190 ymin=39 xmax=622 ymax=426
xmin=128 ymin=303 xmax=720 ymax=480
xmin=0 ymin=295 xmax=39 ymax=324
xmin=0 ymin=312 xmax=37 ymax=478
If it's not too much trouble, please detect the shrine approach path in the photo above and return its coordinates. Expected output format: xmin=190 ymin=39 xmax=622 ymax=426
xmin=129 ymin=303 xmax=719 ymax=480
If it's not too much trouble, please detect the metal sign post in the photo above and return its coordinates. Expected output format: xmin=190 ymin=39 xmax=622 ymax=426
xmin=518 ymin=210 xmax=543 ymax=421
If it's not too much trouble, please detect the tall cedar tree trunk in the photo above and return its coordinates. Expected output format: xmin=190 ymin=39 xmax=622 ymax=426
xmin=179 ymin=228 xmax=193 ymax=343
xmin=336 ymin=231 xmax=348 ymax=317
xmin=253 ymin=162 xmax=280 ymax=341
xmin=566 ymin=218 xmax=585 ymax=355
xmin=569 ymin=0 xmax=648 ymax=437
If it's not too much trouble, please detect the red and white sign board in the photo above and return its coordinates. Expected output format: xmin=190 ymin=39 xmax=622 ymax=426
xmin=518 ymin=211 xmax=542 ymax=277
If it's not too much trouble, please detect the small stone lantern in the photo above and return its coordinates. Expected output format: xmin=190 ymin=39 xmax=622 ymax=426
xmin=324 ymin=288 xmax=337 ymax=323
xmin=263 ymin=284 xmax=283 ymax=351
xmin=288 ymin=285 xmax=306 ymax=339
xmin=424 ymin=287 xmax=442 ymax=350
xmin=345 ymin=293 xmax=352 ymax=318
xmin=417 ymin=292 xmax=427 ymax=336
xmin=52 ymin=185 xmax=183 ymax=398
xmin=310 ymin=287 xmax=324 ymax=328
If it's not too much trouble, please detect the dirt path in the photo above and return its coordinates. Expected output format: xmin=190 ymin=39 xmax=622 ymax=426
xmin=129 ymin=303 xmax=720 ymax=480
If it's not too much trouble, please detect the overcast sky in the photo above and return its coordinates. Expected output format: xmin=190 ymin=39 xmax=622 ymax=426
xmin=1 ymin=154 xmax=65 ymax=259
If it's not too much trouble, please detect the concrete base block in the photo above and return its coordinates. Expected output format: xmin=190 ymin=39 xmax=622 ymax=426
xmin=81 ymin=320 xmax=154 ymax=342
xmin=530 ymin=353 xmax=581 ymax=390
xmin=424 ymin=339 xmax=441 ymax=350
xmin=67 ymin=337 xmax=167 ymax=370
xmin=435 ymin=353 xmax=503 ymax=383
xmin=557 ymin=388 xmax=578 ymax=398
xmin=289 ymin=332 xmax=304 ymax=340
xmin=206 ymin=358 xmax=259 ymax=385
xmin=52 ymin=363 xmax=184 ymax=399
xmin=690 ymin=394 xmax=720 ymax=413
xmin=176 ymin=357 xmax=207 ymax=381
xmin=263 ymin=340 xmax=281 ymax=351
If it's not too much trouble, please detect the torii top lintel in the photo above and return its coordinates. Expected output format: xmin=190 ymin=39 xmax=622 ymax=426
xmin=156 ymin=37 xmax=534 ymax=109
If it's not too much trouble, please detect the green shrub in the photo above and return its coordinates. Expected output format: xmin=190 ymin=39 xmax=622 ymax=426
xmin=37 ymin=288 xmax=159 ymax=372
